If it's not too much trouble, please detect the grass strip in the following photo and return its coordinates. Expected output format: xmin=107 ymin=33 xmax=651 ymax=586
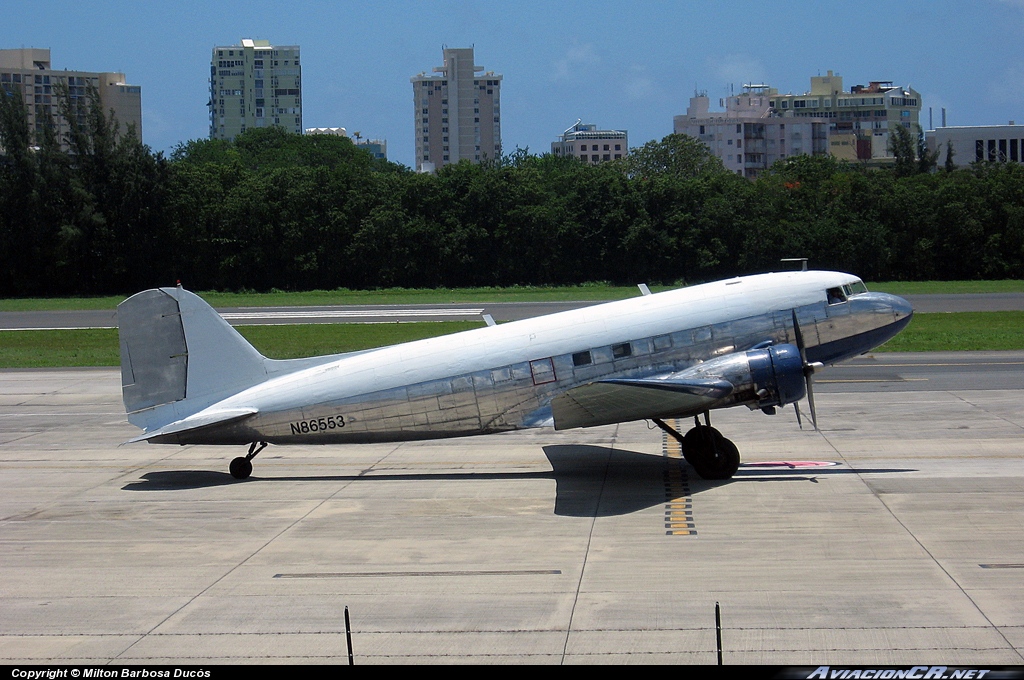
xmin=0 ymin=312 xmax=1021 ymax=368
xmin=235 ymin=322 xmax=484 ymax=359
xmin=874 ymin=311 xmax=1024 ymax=352
xmin=0 ymin=322 xmax=485 ymax=368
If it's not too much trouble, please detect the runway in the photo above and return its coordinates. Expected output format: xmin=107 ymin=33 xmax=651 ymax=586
xmin=1 ymin=353 xmax=1023 ymax=663
xmin=2 ymin=292 xmax=1022 ymax=329
xmin=0 ymin=301 xmax=593 ymax=329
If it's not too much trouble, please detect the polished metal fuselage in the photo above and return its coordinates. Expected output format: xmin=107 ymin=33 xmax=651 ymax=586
xmin=165 ymin=271 xmax=912 ymax=445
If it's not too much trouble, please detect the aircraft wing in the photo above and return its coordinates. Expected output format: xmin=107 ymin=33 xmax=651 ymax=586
xmin=551 ymin=377 xmax=733 ymax=430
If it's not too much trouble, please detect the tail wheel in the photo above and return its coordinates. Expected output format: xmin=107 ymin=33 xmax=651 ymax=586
xmin=229 ymin=456 xmax=253 ymax=480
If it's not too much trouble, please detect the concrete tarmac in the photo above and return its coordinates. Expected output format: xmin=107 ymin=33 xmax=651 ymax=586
xmin=2 ymin=354 xmax=1024 ymax=664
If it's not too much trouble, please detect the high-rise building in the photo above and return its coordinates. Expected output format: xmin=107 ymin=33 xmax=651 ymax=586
xmin=210 ymin=39 xmax=301 ymax=141
xmin=674 ymin=86 xmax=829 ymax=179
xmin=0 ymin=48 xmax=142 ymax=147
xmin=552 ymin=121 xmax=627 ymax=164
xmin=411 ymin=47 xmax=501 ymax=172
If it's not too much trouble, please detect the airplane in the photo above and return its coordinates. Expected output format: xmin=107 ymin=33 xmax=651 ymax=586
xmin=117 ymin=270 xmax=913 ymax=481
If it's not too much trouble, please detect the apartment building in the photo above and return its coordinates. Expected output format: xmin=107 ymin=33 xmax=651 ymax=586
xmin=674 ymin=86 xmax=829 ymax=179
xmin=770 ymin=71 xmax=922 ymax=162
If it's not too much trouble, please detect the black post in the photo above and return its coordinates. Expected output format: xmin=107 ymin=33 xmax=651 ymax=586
xmin=715 ymin=601 xmax=723 ymax=665
xmin=345 ymin=605 xmax=354 ymax=665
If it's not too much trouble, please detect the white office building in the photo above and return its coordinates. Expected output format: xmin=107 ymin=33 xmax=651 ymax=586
xmin=551 ymin=121 xmax=627 ymax=164
xmin=928 ymin=124 xmax=1024 ymax=167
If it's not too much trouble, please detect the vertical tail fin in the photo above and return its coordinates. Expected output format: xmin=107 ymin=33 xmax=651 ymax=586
xmin=118 ymin=287 xmax=269 ymax=428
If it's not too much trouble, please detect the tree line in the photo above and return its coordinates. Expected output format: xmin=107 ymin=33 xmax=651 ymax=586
xmin=2 ymin=87 xmax=1023 ymax=297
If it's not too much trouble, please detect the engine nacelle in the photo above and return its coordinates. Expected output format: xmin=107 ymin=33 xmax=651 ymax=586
xmin=745 ymin=344 xmax=806 ymax=407
xmin=684 ymin=343 xmax=806 ymax=410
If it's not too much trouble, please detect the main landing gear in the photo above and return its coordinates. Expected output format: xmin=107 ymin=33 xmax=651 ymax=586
xmin=230 ymin=441 xmax=267 ymax=480
xmin=652 ymin=413 xmax=740 ymax=480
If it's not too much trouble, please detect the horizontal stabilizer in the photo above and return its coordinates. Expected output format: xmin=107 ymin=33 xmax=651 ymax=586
xmin=552 ymin=378 xmax=733 ymax=430
xmin=128 ymin=408 xmax=258 ymax=444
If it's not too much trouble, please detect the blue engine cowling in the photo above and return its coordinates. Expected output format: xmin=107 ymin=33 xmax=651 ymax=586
xmin=745 ymin=344 xmax=806 ymax=407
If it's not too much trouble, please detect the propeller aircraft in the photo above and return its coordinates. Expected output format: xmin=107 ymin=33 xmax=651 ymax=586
xmin=117 ymin=270 xmax=912 ymax=480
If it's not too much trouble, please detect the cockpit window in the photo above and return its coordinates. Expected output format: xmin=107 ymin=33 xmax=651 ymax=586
xmin=826 ymin=287 xmax=848 ymax=305
xmin=843 ymin=280 xmax=868 ymax=296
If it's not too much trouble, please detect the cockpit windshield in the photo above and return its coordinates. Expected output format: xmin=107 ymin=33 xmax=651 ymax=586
xmin=843 ymin=279 xmax=868 ymax=296
xmin=827 ymin=280 xmax=868 ymax=305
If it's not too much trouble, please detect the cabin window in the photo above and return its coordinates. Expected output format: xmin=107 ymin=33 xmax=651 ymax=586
xmin=451 ymin=376 xmax=474 ymax=392
xmin=572 ymin=351 xmax=592 ymax=366
xmin=826 ymin=287 xmax=848 ymax=305
xmin=529 ymin=358 xmax=556 ymax=385
xmin=612 ymin=343 xmax=632 ymax=358
xmin=653 ymin=334 xmax=672 ymax=351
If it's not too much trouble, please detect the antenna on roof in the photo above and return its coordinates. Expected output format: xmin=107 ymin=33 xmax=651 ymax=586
xmin=781 ymin=258 xmax=809 ymax=272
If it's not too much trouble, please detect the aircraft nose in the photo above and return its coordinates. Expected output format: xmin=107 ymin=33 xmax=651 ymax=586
xmin=885 ymin=292 xmax=913 ymax=322
xmin=853 ymin=292 xmax=914 ymax=324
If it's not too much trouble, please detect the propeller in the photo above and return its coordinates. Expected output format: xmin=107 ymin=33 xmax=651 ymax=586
xmin=791 ymin=310 xmax=824 ymax=431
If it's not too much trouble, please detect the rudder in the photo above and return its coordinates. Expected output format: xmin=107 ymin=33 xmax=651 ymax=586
xmin=119 ymin=289 xmax=188 ymax=413
xmin=118 ymin=286 xmax=269 ymax=426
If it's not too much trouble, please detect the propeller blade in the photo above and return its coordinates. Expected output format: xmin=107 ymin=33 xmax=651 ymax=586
xmin=791 ymin=310 xmax=807 ymax=361
xmin=794 ymin=402 xmax=803 ymax=429
xmin=806 ymin=373 xmax=818 ymax=431
xmin=791 ymin=309 xmax=820 ymax=431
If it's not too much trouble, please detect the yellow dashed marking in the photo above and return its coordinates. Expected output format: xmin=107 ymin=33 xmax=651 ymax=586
xmin=663 ymin=417 xmax=696 ymax=537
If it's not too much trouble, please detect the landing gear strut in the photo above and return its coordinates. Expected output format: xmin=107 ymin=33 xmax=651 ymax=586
xmin=230 ymin=441 xmax=267 ymax=480
xmin=652 ymin=413 xmax=740 ymax=480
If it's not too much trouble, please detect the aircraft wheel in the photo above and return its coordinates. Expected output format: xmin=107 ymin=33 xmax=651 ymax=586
xmin=682 ymin=425 xmax=717 ymax=465
xmin=229 ymin=456 xmax=253 ymax=480
xmin=684 ymin=426 xmax=740 ymax=480
xmin=682 ymin=425 xmax=724 ymax=466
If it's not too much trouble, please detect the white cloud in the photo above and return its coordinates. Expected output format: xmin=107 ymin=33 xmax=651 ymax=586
xmin=987 ymin=62 xmax=1024 ymax=106
xmin=552 ymin=42 xmax=600 ymax=81
xmin=623 ymin=63 xmax=657 ymax=101
xmin=708 ymin=53 xmax=768 ymax=88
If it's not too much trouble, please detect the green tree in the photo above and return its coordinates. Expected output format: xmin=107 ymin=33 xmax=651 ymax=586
xmin=619 ymin=133 xmax=726 ymax=181
xmin=890 ymin=123 xmax=917 ymax=178
xmin=916 ymin=124 xmax=938 ymax=174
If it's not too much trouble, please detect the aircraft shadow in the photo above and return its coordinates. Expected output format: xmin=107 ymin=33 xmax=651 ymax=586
xmin=122 ymin=470 xmax=239 ymax=490
xmin=542 ymin=445 xmax=915 ymax=516
xmin=122 ymin=445 xmax=915 ymax=518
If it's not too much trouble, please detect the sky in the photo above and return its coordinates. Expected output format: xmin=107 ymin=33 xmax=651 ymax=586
xmin=6 ymin=0 xmax=1024 ymax=167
